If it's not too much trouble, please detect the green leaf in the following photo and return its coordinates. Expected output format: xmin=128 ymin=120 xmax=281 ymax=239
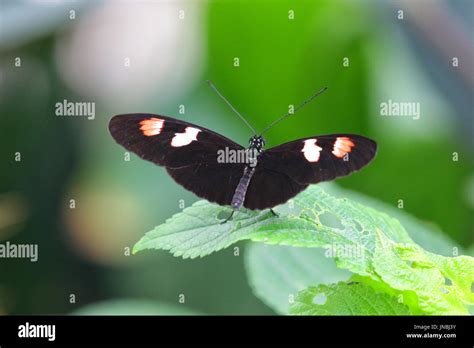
xmin=244 ymin=184 xmax=465 ymax=315
xmin=321 ymin=184 xmax=465 ymax=257
xmin=244 ymin=244 xmax=350 ymax=314
xmin=373 ymin=231 xmax=474 ymax=315
xmin=134 ymin=185 xmax=413 ymax=274
xmin=133 ymin=201 xmax=275 ymax=258
xmin=290 ymin=282 xmax=411 ymax=315
xmin=71 ymin=299 xmax=201 ymax=315
xmin=268 ymin=184 xmax=414 ymax=278
xmin=134 ymin=184 xmax=473 ymax=315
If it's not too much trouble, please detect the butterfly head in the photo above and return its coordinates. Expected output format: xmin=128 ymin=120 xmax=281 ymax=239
xmin=249 ymin=135 xmax=265 ymax=152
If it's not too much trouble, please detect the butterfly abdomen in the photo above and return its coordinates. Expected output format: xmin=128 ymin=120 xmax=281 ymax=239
xmin=231 ymin=166 xmax=256 ymax=209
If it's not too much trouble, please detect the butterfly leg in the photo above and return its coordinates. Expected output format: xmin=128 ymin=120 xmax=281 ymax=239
xmin=270 ymin=209 xmax=279 ymax=217
xmin=220 ymin=209 xmax=235 ymax=224
xmin=347 ymin=281 xmax=360 ymax=286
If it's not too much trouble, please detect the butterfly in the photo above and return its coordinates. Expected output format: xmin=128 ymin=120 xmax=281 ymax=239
xmin=108 ymin=83 xmax=377 ymax=218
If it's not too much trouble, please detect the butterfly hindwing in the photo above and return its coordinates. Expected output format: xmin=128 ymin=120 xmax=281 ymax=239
xmin=166 ymin=163 xmax=245 ymax=206
xmin=243 ymin=167 xmax=308 ymax=210
xmin=258 ymin=134 xmax=377 ymax=185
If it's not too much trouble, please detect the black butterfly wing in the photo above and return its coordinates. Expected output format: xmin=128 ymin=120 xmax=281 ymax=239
xmin=243 ymin=134 xmax=377 ymax=210
xmin=243 ymin=167 xmax=308 ymax=210
xmin=166 ymin=163 xmax=244 ymax=206
xmin=109 ymin=114 xmax=246 ymax=205
xmin=109 ymin=113 xmax=245 ymax=168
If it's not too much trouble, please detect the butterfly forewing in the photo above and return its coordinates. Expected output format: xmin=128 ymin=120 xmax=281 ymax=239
xmin=109 ymin=114 xmax=244 ymax=168
xmin=242 ymin=134 xmax=376 ymax=210
xmin=258 ymin=134 xmax=377 ymax=185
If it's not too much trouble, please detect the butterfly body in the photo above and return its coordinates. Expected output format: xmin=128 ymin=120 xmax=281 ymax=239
xmin=109 ymin=114 xmax=377 ymax=212
xmin=229 ymin=135 xmax=265 ymax=209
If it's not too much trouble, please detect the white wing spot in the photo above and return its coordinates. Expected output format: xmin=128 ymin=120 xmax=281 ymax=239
xmin=171 ymin=127 xmax=201 ymax=147
xmin=301 ymin=139 xmax=322 ymax=162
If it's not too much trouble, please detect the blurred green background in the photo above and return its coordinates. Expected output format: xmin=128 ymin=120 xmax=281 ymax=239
xmin=0 ymin=0 xmax=472 ymax=315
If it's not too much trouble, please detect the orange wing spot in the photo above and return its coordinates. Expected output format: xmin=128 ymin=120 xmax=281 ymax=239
xmin=332 ymin=137 xmax=355 ymax=158
xmin=139 ymin=118 xmax=164 ymax=136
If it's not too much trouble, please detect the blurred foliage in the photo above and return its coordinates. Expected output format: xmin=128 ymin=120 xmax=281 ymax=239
xmin=207 ymin=0 xmax=373 ymax=141
xmin=245 ymin=244 xmax=350 ymax=314
xmin=72 ymin=299 xmax=201 ymax=315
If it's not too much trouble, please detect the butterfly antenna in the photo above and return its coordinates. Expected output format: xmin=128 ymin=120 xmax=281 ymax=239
xmin=207 ymin=80 xmax=257 ymax=134
xmin=260 ymin=87 xmax=328 ymax=135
